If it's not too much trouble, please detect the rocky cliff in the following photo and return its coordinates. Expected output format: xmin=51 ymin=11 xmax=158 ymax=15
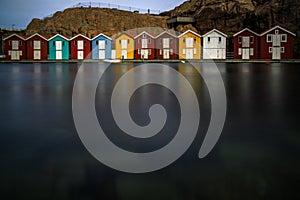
xmin=26 ymin=8 xmax=168 ymax=38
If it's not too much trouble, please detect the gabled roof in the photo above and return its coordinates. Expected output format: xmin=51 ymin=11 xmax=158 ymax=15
xmin=260 ymin=25 xmax=296 ymax=36
xmin=202 ymin=29 xmax=227 ymax=38
xmin=178 ymin=30 xmax=201 ymax=38
xmin=47 ymin=34 xmax=70 ymax=41
xmin=134 ymin=31 xmax=155 ymax=39
xmin=155 ymin=30 xmax=178 ymax=39
xmin=91 ymin=33 xmax=112 ymax=41
xmin=3 ymin=33 xmax=26 ymax=41
xmin=69 ymin=34 xmax=91 ymax=41
xmin=115 ymin=32 xmax=135 ymax=39
xmin=233 ymin=28 xmax=260 ymax=37
xmin=25 ymin=33 xmax=49 ymax=41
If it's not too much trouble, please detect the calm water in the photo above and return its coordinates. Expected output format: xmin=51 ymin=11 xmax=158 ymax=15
xmin=0 ymin=62 xmax=300 ymax=200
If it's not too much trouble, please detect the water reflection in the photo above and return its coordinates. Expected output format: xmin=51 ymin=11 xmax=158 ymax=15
xmin=0 ymin=62 xmax=299 ymax=199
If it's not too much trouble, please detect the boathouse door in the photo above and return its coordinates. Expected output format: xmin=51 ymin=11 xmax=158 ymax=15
xmin=272 ymin=47 xmax=281 ymax=59
xmin=242 ymin=49 xmax=250 ymax=60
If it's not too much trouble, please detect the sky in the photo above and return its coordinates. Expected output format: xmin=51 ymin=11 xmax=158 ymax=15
xmin=0 ymin=0 xmax=186 ymax=29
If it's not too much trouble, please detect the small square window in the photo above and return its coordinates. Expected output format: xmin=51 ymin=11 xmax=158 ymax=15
xmin=143 ymin=33 xmax=146 ymax=38
xmin=148 ymin=49 xmax=151 ymax=55
xmin=219 ymin=37 xmax=222 ymax=43
xmin=250 ymin=36 xmax=254 ymax=43
xmin=269 ymin=47 xmax=273 ymax=53
xmin=281 ymin=47 xmax=285 ymax=53
xmin=275 ymin=30 xmax=279 ymax=34
xmin=148 ymin=38 xmax=151 ymax=44
xmin=138 ymin=49 xmax=141 ymax=54
xmin=267 ymin=35 xmax=272 ymax=42
xmin=194 ymin=38 xmax=197 ymax=42
xmin=250 ymin=48 xmax=254 ymax=56
xmin=208 ymin=37 xmax=211 ymax=42
xmin=53 ymin=41 xmax=55 ymax=46
xmin=281 ymin=34 xmax=287 ymax=42
xmin=238 ymin=36 xmax=242 ymax=44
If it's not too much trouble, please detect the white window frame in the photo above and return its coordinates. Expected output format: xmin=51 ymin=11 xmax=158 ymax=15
xmin=281 ymin=34 xmax=287 ymax=42
xmin=267 ymin=34 xmax=272 ymax=43
xmin=250 ymin=48 xmax=254 ymax=56
xmin=238 ymin=48 xmax=242 ymax=55
xmin=269 ymin=47 xmax=273 ymax=53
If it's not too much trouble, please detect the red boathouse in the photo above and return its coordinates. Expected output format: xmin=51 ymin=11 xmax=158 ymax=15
xmin=4 ymin=34 xmax=26 ymax=60
xmin=26 ymin=33 xmax=49 ymax=60
xmin=155 ymin=31 xmax=178 ymax=59
xmin=260 ymin=26 xmax=296 ymax=60
xmin=233 ymin=28 xmax=260 ymax=60
xmin=69 ymin=34 xmax=91 ymax=60
xmin=134 ymin=31 xmax=155 ymax=60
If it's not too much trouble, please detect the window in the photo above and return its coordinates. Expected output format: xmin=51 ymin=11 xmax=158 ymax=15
xmin=170 ymin=49 xmax=173 ymax=55
xmin=62 ymin=41 xmax=65 ymax=46
xmin=19 ymin=41 xmax=22 ymax=46
xmin=128 ymin=39 xmax=130 ymax=44
xmin=238 ymin=48 xmax=242 ymax=55
xmin=143 ymin=33 xmax=146 ymax=38
xmin=148 ymin=38 xmax=151 ymax=44
xmin=53 ymin=41 xmax=55 ymax=46
xmin=275 ymin=30 xmax=279 ymax=34
xmin=160 ymin=38 xmax=162 ymax=44
xmin=159 ymin=49 xmax=162 ymax=55
xmin=281 ymin=47 xmax=285 ymax=53
xmin=148 ymin=49 xmax=151 ymax=55
xmin=269 ymin=47 xmax=273 ymax=53
xmin=194 ymin=38 xmax=197 ymax=42
xmin=250 ymin=48 xmax=254 ymax=56
xmin=194 ymin=48 xmax=197 ymax=55
xmin=74 ymin=41 xmax=77 ymax=46
xmin=183 ymin=49 xmax=186 ymax=55
xmin=170 ymin=38 xmax=173 ymax=44
xmin=138 ymin=39 xmax=141 ymax=44
xmin=219 ymin=37 xmax=222 ymax=43
xmin=119 ymin=40 xmax=121 ymax=44
xmin=267 ymin=34 xmax=272 ymax=42
xmin=183 ymin=38 xmax=185 ymax=43
xmin=281 ymin=34 xmax=287 ymax=42
xmin=138 ymin=49 xmax=141 ymax=54
xmin=250 ymin=36 xmax=254 ymax=44
xmin=208 ymin=37 xmax=211 ymax=42
xmin=238 ymin=36 xmax=242 ymax=44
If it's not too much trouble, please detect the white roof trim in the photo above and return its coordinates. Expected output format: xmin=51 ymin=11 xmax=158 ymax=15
xmin=70 ymin=34 xmax=91 ymax=41
xmin=155 ymin=30 xmax=178 ymax=39
xmin=91 ymin=33 xmax=112 ymax=41
xmin=134 ymin=31 xmax=155 ymax=39
xmin=25 ymin=33 xmax=48 ymax=41
xmin=3 ymin=33 xmax=26 ymax=41
xmin=233 ymin=28 xmax=260 ymax=37
xmin=178 ymin=30 xmax=201 ymax=38
xmin=260 ymin=26 xmax=296 ymax=36
xmin=202 ymin=29 xmax=227 ymax=38
xmin=47 ymin=34 xmax=70 ymax=41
